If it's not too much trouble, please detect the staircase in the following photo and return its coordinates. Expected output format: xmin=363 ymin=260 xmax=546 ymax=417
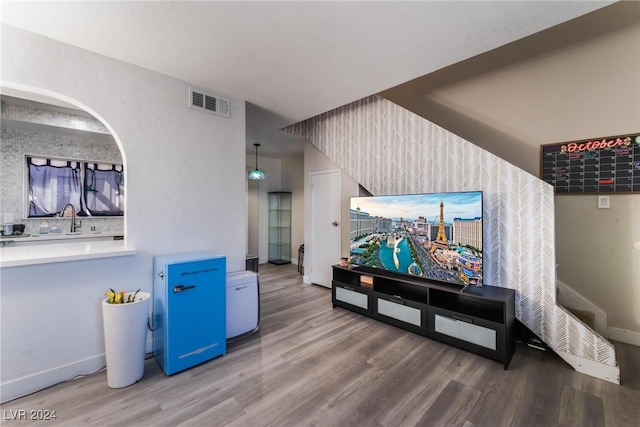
xmin=283 ymin=94 xmax=620 ymax=383
xmin=556 ymin=279 xmax=608 ymax=337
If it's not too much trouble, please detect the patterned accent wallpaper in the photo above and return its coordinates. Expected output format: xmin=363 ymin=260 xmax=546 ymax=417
xmin=284 ymin=95 xmax=616 ymax=368
xmin=0 ymin=99 xmax=123 ymax=234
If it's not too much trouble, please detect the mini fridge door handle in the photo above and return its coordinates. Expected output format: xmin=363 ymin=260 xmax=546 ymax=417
xmin=173 ymin=284 xmax=196 ymax=293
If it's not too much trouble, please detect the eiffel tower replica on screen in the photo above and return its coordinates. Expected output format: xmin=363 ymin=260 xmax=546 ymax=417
xmin=430 ymin=200 xmax=449 ymax=253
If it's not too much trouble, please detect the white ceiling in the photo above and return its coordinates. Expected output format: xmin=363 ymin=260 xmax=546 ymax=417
xmin=0 ymin=1 xmax=613 ymax=156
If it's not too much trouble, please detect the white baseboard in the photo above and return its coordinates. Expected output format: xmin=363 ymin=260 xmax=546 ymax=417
xmin=607 ymin=327 xmax=640 ymax=346
xmin=1 ymin=337 xmax=156 ymax=404
xmin=557 ymin=350 xmax=620 ymax=384
xmin=0 ymin=354 xmax=106 ymax=404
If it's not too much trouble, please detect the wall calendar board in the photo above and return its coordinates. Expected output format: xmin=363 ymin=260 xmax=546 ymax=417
xmin=540 ymin=133 xmax=640 ymax=194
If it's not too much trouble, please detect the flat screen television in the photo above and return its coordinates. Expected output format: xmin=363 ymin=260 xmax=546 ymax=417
xmin=349 ymin=191 xmax=483 ymax=287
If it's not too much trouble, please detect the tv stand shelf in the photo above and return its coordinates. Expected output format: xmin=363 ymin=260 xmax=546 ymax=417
xmin=332 ymin=265 xmax=516 ymax=369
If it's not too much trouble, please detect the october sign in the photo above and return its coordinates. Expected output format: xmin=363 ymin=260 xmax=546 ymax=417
xmin=540 ymin=133 xmax=640 ymax=194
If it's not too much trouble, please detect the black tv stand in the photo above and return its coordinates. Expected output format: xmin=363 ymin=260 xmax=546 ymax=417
xmin=332 ymin=265 xmax=516 ymax=369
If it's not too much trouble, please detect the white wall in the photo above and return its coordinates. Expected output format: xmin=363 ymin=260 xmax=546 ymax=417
xmin=245 ymin=153 xmax=305 ymax=266
xmin=556 ymin=195 xmax=640 ymax=338
xmin=247 ymin=176 xmax=259 ymax=257
xmin=281 ymin=154 xmax=305 ymax=264
xmin=1 ymin=25 xmax=246 ymax=402
xmin=246 ymin=155 xmax=282 ymax=264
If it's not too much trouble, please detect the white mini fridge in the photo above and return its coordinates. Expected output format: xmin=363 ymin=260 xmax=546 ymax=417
xmin=153 ymin=252 xmax=226 ymax=375
xmin=226 ymin=271 xmax=260 ymax=341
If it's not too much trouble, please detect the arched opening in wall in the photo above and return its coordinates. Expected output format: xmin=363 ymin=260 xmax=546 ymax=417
xmin=0 ymin=86 xmax=126 ymax=239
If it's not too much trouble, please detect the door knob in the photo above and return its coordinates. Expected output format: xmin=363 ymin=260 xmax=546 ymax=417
xmin=332 ymin=221 xmax=339 ymax=226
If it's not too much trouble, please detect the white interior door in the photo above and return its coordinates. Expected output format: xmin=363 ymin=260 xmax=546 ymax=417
xmin=310 ymin=170 xmax=341 ymax=288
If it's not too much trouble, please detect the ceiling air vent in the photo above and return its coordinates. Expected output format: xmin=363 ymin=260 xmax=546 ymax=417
xmin=189 ymin=87 xmax=230 ymax=118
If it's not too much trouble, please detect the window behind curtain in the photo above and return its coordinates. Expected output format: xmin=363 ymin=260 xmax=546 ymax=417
xmin=28 ymin=157 xmax=83 ymax=217
xmin=84 ymin=163 xmax=124 ymax=216
xmin=26 ymin=156 xmax=124 ymax=218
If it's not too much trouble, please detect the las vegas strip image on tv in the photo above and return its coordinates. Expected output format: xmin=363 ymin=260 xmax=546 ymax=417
xmin=349 ymin=191 xmax=483 ymax=286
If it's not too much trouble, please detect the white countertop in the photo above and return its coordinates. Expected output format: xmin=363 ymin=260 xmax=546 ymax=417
xmin=0 ymin=231 xmax=123 ymax=243
xmin=0 ymin=239 xmax=137 ymax=268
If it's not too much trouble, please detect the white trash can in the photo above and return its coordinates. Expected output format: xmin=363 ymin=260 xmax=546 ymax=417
xmin=226 ymin=271 xmax=260 ymax=341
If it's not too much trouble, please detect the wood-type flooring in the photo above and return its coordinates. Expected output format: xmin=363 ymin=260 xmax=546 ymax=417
xmin=1 ymin=263 xmax=639 ymax=426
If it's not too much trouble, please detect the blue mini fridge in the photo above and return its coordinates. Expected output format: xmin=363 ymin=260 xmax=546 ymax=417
xmin=153 ymin=252 xmax=226 ymax=375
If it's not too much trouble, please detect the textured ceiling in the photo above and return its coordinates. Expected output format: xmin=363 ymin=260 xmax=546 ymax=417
xmin=0 ymin=1 xmax=613 ymax=155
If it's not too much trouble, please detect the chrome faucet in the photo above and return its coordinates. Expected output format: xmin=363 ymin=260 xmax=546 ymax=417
xmin=60 ymin=203 xmax=81 ymax=233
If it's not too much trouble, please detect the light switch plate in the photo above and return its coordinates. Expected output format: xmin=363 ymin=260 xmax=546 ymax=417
xmin=597 ymin=195 xmax=610 ymax=209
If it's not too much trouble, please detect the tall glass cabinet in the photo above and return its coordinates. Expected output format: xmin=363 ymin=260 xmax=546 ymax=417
xmin=268 ymin=192 xmax=292 ymax=265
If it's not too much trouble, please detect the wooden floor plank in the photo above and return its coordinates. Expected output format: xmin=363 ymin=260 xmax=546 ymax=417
xmin=1 ymin=263 xmax=638 ymax=427
xmin=416 ymin=380 xmax=482 ymax=427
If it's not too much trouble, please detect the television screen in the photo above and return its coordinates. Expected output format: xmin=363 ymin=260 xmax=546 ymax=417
xmin=349 ymin=191 xmax=483 ymax=286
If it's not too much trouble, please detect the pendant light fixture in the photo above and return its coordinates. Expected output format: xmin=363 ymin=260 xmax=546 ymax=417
xmin=248 ymin=143 xmax=265 ymax=180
